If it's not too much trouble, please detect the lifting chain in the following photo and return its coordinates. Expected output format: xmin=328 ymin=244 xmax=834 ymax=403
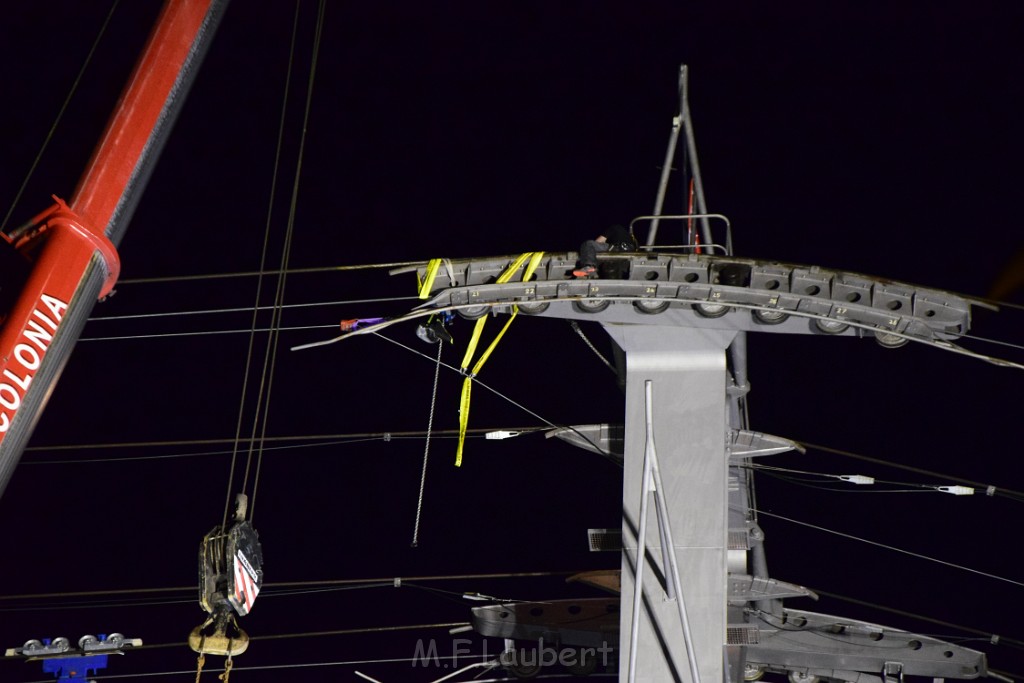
xmin=194 ymin=652 xmax=233 ymax=682
xmin=220 ymin=656 xmax=233 ymax=682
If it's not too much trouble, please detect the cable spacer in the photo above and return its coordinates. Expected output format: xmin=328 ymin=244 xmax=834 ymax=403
xmin=485 ymin=430 xmax=521 ymax=440
xmin=937 ymin=485 xmax=974 ymax=496
xmin=393 ymin=577 xmax=401 ymax=588
xmin=839 ymin=475 xmax=874 ymax=485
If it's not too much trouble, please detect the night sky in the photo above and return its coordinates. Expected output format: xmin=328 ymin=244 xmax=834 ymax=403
xmin=1 ymin=2 xmax=1022 ymax=682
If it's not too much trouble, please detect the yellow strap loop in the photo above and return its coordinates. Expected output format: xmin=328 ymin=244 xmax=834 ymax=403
xmin=455 ymin=252 xmax=544 ymax=466
xmin=456 ymin=306 xmax=520 ymax=466
xmin=456 ymin=377 xmax=473 ymax=466
xmin=523 ymin=251 xmax=545 ymax=281
xmin=495 ymin=252 xmax=533 ymax=284
xmin=460 ymin=316 xmax=488 ymax=371
xmin=458 ymin=253 xmax=534 ymax=370
xmin=418 ymin=259 xmax=443 ymax=299
xmin=470 ymin=306 xmax=518 ymax=376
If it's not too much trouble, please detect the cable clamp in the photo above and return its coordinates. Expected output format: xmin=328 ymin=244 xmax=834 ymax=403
xmin=990 ymin=634 xmax=1000 ymax=645
xmin=937 ymin=485 xmax=974 ymax=496
xmin=839 ymin=475 xmax=874 ymax=485
xmin=383 ymin=433 xmax=391 ymax=442
xmin=485 ymin=430 xmax=520 ymax=440
xmin=393 ymin=577 xmax=402 ymax=588
xmin=986 ymin=485 xmax=997 ymax=497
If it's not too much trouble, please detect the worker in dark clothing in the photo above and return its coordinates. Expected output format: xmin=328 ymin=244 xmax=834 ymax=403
xmin=573 ymin=225 xmax=637 ymax=278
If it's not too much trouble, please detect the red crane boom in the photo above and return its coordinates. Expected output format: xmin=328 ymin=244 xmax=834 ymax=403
xmin=0 ymin=0 xmax=229 ymax=499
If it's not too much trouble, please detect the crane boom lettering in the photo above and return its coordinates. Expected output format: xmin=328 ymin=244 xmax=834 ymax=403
xmin=0 ymin=294 xmax=67 ymax=433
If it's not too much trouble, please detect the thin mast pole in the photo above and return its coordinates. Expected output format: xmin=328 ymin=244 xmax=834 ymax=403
xmin=647 ymin=67 xmax=684 ymax=247
xmin=678 ymin=66 xmax=715 ymax=252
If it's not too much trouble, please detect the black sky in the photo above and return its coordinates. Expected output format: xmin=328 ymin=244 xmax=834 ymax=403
xmin=1 ymin=2 xmax=1022 ymax=682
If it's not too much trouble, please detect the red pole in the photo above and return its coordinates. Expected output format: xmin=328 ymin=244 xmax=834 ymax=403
xmin=0 ymin=0 xmax=229 ymax=499
xmin=73 ymin=0 xmax=227 ymax=244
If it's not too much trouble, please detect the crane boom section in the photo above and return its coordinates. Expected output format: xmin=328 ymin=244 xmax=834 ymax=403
xmin=0 ymin=0 xmax=230 ymax=499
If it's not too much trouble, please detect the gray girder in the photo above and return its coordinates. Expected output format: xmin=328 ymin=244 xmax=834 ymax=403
xmin=471 ymin=598 xmax=619 ymax=650
xmin=727 ymin=575 xmax=817 ymax=604
xmin=742 ymin=608 xmax=988 ymax=682
xmin=546 ymin=423 xmax=624 ymax=461
xmin=729 ymin=431 xmax=805 ymax=461
xmin=410 ymin=253 xmax=976 ymax=343
xmin=546 ymin=424 xmax=802 ymax=464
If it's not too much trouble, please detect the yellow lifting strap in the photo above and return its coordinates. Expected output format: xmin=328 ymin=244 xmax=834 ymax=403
xmin=418 ymin=258 xmax=443 ymax=299
xmin=455 ymin=252 xmax=544 ymax=466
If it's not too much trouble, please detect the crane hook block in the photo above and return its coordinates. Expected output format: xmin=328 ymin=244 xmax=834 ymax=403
xmin=198 ymin=519 xmax=264 ymax=618
xmin=188 ymin=609 xmax=249 ymax=657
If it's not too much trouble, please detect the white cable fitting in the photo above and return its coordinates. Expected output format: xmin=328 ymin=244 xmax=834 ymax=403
xmin=485 ymin=430 xmax=520 ymax=440
xmin=986 ymin=485 xmax=997 ymax=497
xmin=393 ymin=577 xmax=402 ymax=588
xmin=839 ymin=475 xmax=875 ymax=485
xmin=937 ymin=485 xmax=974 ymax=496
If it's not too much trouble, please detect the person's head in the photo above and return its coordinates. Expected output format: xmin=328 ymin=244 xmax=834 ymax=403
xmin=605 ymin=224 xmax=636 ymax=251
